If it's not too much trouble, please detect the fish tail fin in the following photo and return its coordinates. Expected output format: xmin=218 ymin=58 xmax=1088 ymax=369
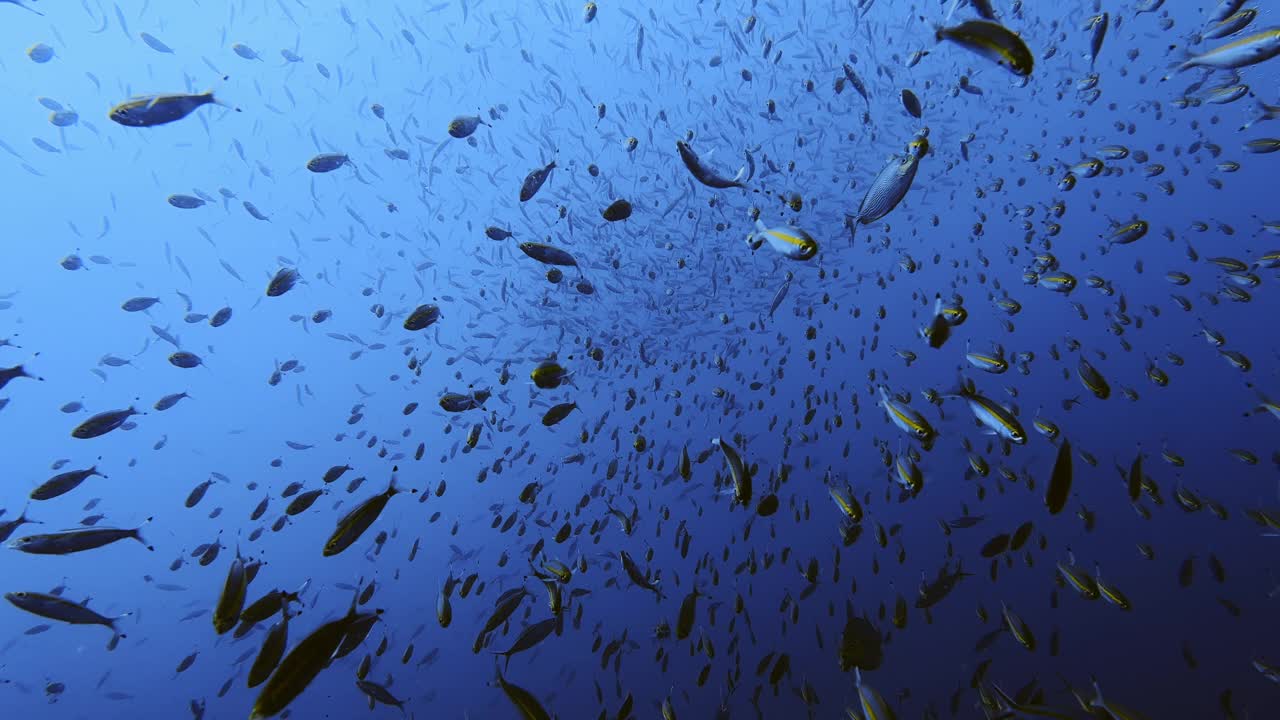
xmin=14 ymin=364 xmax=44 ymax=382
xmin=1159 ymin=52 xmax=1194 ymax=82
xmin=845 ymin=215 xmax=860 ymax=246
xmin=203 ymin=81 xmax=242 ymax=113
xmin=202 ymin=75 xmax=229 ymax=97
xmin=107 ymin=609 xmax=134 ymax=650
xmin=13 ymin=500 xmax=41 ymax=528
xmin=132 ymin=517 xmax=155 ymax=551
xmin=1089 ymin=676 xmax=1105 ymax=707
xmin=1240 ymin=100 xmax=1280 ymax=131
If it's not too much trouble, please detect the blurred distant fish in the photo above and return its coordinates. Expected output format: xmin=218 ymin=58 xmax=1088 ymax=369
xmin=167 ymin=194 xmax=205 ymax=209
xmin=27 ymin=43 xmax=54 ymax=63
xmin=139 ymin=32 xmax=174 ymax=53
xmin=244 ymin=201 xmax=271 ymax=221
xmin=232 ymin=43 xmax=263 ymax=60
xmin=1 ymin=0 xmax=44 ymax=15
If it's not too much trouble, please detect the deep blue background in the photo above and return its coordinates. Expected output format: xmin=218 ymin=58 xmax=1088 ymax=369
xmin=1 ymin=1 xmax=1278 ymax=718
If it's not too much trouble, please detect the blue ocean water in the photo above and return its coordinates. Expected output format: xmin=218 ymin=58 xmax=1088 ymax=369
xmin=1 ymin=0 xmax=1279 ymax=717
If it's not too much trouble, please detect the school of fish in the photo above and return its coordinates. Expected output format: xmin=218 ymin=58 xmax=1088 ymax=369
xmin=2 ymin=0 xmax=1280 ymax=718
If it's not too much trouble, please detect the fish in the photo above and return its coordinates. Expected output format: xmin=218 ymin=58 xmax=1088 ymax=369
xmin=916 ymin=560 xmax=970 ymax=609
xmin=167 ymin=194 xmax=206 ymax=209
xmin=531 ymin=362 xmax=571 ymax=389
xmin=247 ymin=610 xmax=291 ymax=688
xmin=1077 ymin=357 xmax=1111 ymax=399
xmin=0 ymin=0 xmax=43 ymax=15
xmin=493 ymin=618 xmax=557 ymax=661
xmin=518 ymin=242 xmax=577 ymax=266
xmin=936 ymin=20 xmax=1034 ymax=76
xmin=267 ymin=268 xmax=299 ymax=297
xmin=848 ymin=132 xmax=929 ymax=238
xmin=768 ymin=276 xmax=792 ymax=319
xmin=404 ymin=304 xmax=441 ymax=331
xmin=109 ymin=88 xmax=238 ymax=127
xmin=747 ymin=220 xmax=818 ymax=261
xmin=323 ymin=481 xmax=404 ymax=556
xmin=496 ymin=668 xmax=552 ymax=720
xmin=602 ymin=199 xmax=632 ymax=222
xmin=30 ymin=466 xmax=105 ymax=501
xmin=878 ymin=386 xmax=936 ymax=445
xmin=1087 ymin=13 xmax=1109 ymax=69
xmin=232 ymin=43 xmax=263 ymax=60
xmin=447 ymin=114 xmax=487 ymax=138
xmin=943 ymin=379 xmax=1026 ymax=444
xmin=675 ymin=141 xmax=752 ymax=189
xmin=154 ymin=392 xmax=190 ymax=411
xmin=11 ymin=520 xmax=154 ymax=554
xmin=306 ymin=153 xmax=351 ymax=173
xmin=618 ymin=550 xmax=664 ymax=600
xmin=212 ymin=550 xmax=248 ymax=635
xmin=541 ymin=402 xmax=578 ymax=426
xmin=0 ymin=363 xmax=40 ymax=390
xmin=439 ymin=389 xmax=490 ymax=412
xmin=354 ymin=679 xmax=407 ymax=712
xmin=712 ymin=436 xmax=751 ymax=507
xmin=519 ymin=159 xmax=556 ymax=202
xmin=1045 ymin=438 xmax=1073 ymax=515
xmin=1167 ymin=29 xmax=1280 ymax=76
xmin=5 ymin=592 xmax=128 ymax=649
xmin=900 ymin=89 xmax=922 ymax=118
xmin=72 ymin=407 xmax=140 ymax=439
xmin=250 ymin=599 xmax=378 ymax=718
xmin=139 ymin=32 xmax=174 ymax=53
